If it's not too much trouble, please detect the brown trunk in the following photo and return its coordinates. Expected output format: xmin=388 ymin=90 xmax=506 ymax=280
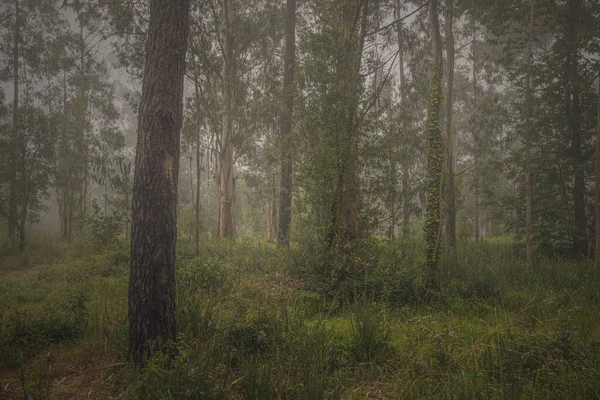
xmin=8 ymin=0 xmax=20 ymax=243
xmin=219 ymin=0 xmax=235 ymax=239
xmin=128 ymin=0 xmax=190 ymax=364
xmin=445 ymin=0 xmax=456 ymax=246
xmin=566 ymin=0 xmax=586 ymax=257
xmin=525 ymin=0 xmax=535 ymax=267
xmin=277 ymin=0 xmax=296 ymax=247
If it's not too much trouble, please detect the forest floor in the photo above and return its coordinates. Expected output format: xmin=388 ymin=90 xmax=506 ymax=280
xmin=1 ymin=234 xmax=599 ymax=399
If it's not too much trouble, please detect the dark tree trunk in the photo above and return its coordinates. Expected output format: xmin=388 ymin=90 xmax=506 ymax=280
xmin=9 ymin=0 xmax=20 ymax=243
xmin=565 ymin=0 xmax=586 ymax=257
xmin=278 ymin=0 xmax=296 ymax=247
xmin=595 ymin=79 xmax=600 ymax=267
xmin=128 ymin=0 xmax=190 ymax=364
xmin=445 ymin=0 xmax=456 ymax=247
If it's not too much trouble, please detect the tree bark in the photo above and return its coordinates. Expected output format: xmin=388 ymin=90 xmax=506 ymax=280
xmin=565 ymin=0 xmax=586 ymax=257
xmin=525 ymin=0 xmax=535 ymax=267
xmin=277 ymin=0 xmax=296 ymax=247
xmin=473 ymin=28 xmax=479 ymax=241
xmin=424 ymin=0 xmax=444 ymax=291
xmin=595 ymin=79 xmax=600 ymax=266
xmin=128 ymin=0 xmax=190 ymax=364
xmin=194 ymin=77 xmax=202 ymax=256
xmin=445 ymin=0 xmax=456 ymax=246
xmin=219 ymin=0 xmax=235 ymax=239
xmin=9 ymin=0 xmax=20 ymax=243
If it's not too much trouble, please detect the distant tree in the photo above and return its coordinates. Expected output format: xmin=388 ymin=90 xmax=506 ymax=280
xmin=128 ymin=0 xmax=190 ymax=364
xmin=424 ymin=0 xmax=444 ymax=291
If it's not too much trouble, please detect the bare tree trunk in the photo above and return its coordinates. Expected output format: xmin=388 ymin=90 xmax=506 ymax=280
xmin=525 ymin=0 xmax=535 ymax=267
xmin=277 ymin=0 xmax=296 ymax=247
xmin=445 ymin=0 xmax=456 ymax=246
xmin=424 ymin=0 xmax=444 ymax=291
xmin=9 ymin=0 xmax=20 ymax=243
xmin=128 ymin=0 xmax=190 ymax=365
xmin=219 ymin=0 xmax=235 ymax=239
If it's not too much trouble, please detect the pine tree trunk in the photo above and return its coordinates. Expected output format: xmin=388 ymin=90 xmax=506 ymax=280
xmin=424 ymin=0 xmax=444 ymax=291
xmin=277 ymin=0 xmax=295 ymax=247
xmin=445 ymin=0 xmax=456 ymax=247
xmin=128 ymin=0 xmax=190 ymax=364
xmin=9 ymin=0 xmax=20 ymax=243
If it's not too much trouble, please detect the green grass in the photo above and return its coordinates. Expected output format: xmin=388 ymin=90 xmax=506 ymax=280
xmin=0 ymin=234 xmax=599 ymax=399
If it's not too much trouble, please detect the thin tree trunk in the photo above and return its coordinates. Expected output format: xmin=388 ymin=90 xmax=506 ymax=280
xmin=525 ymin=0 xmax=535 ymax=267
xmin=9 ymin=0 xmax=20 ymax=243
xmin=194 ymin=78 xmax=201 ymax=256
xmin=445 ymin=0 xmax=456 ymax=246
xmin=472 ymin=29 xmax=479 ymax=241
xmin=189 ymin=156 xmax=194 ymax=240
xmin=128 ymin=0 xmax=190 ymax=364
xmin=595 ymin=79 xmax=600 ymax=266
xmin=277 ymin=0 xmax=296 ymax=247
xmin=424 ymin=0 xmax=444 ymax=291
xmin=219 ymin=0 xmax=235 ymax=239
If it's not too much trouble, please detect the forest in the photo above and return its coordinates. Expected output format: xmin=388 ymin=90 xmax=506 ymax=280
xmin=0 ymin=0 xmax=599 ymax=398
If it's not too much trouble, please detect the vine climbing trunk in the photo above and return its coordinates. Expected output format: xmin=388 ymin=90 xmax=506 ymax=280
xmin=128 ymin=0 xmax=190 ymax=364
xmin=424 ymin=0 xmax=444 ymax=291
xmin=445 ymin=0 xmax=456 ymax=247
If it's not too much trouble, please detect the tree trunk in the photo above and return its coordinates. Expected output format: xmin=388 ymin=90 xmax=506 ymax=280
xmin=525 ymin=0 xmax=535 ymax=267
xmin=595 ymin=78 xmax=600 ymax=266
xmin=566 ymin=0 xmax=586 ymax=257
xmin=128 ymin=0 xmax=190 ymax=364
xmin=473 ymin=29 xmax=479 ymax=242
xmin=445 ymin=0 xmax=456 ymax=246
xmin=9 ymin=0 xmax=20 ymax=243
xmin=219 ymin=0 xmax=235 ymax=239
xmin=396 ymin=0 xmax=409 ymax=239
xmin=194 ymin=77 xmax=202 ymax=256
xmin=277 ymin=0 xmax=296 ymax=247
xmin=424 ymin=0 xmax=444 ymax=291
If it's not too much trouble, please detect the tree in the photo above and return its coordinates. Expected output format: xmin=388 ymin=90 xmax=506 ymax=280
xmin=524 ymin=0 xmax=534 ymax=267
xmin=424 ymin=0 xmax=444 ymax=291
xmin=445 ymin=0 xmax=456 ymax=246
xmin=277 ymin=0 xmax=295 ymax=247
xmin=594 ymin=76 xmax=600 ymax=267
xmin=128 ymin=0 xmax=190 ymax=364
